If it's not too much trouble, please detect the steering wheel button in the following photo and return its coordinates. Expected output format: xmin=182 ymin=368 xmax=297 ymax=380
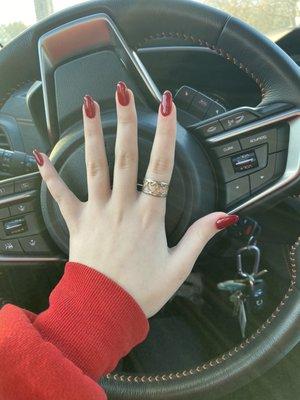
xmin=225 ymin=176 xmax=250 ymax=205
xmin=231 ymin=151 xmax=258 ymax=172
xmin=213 ymin=140 xmax=241 ymax=157
xmin=0 ymin=207 xmax=10 ymax=220
xmin=19 ymin=234 xmax=51 ymax=254
xmin=220 ymin=111 xmax=257 ymax=130
xmin=0 ymin=239 xmax=23 ymax=254
xmin=189 ymin=92 xmax=211 ymax=118
xmin=206 ymin=101 xmax=226 ymax=118
xmin=3 ymin=217 xmax=28 ymax=236
xmin=250 ymin=154 xmax=276 ymax=192
xmin=174 ymin=86 xmax=196 ymax=110
xmin=274 ymin=151 xmax=287 ymax=177
xmin=0 ymin=182 xmax=14 ymax=197
xmin=276 ymin=125 xmax=289 ymax=151
xmin=196 ymin=121 xmax=224 ymax=137
xmin=240 ymin=128 xmax=277 ymax=153
xmin=15 ymin=177 xmax=39 ymax=193
xmin=220 ymin=144 xmax=267 ymax=182
xmin=9 ymin=200 xmax=35 ymax=216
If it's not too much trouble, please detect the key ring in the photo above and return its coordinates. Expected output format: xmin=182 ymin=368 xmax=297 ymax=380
xmin=236 ymin=245 xmax=261 ymax=278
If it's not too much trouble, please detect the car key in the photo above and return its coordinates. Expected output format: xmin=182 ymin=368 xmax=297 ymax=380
xmin=230 ymin=290 xmax=247 ymax=338
xmin=217 ymin=279 xmax=247 ymax=292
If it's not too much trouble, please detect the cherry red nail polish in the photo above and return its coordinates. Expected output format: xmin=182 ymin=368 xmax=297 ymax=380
xmin=83 ymin=95 xmax=96 ymax=118
xmin=216 ymin=214 xmax=239 ymax=230
xmin=32 ymin=148 xmax=44 ymax=166
xmin=116 ymin=81 xmax=130 ymax=106
xmin=160 ymin=90 xmax=173 ymax=116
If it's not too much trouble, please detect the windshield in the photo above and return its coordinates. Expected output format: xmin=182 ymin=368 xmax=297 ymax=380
xmin=1 ymin=0 xmax=299 ymax=47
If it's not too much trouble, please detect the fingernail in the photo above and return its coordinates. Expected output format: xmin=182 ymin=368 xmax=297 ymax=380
xmin=116 ymin=81 xmax=130 ymax=106
xmin=83 ymin=95 xmax=96 ymax=118
xmin=216 ymin=214 xmax=239 ymax=230
xmin=160 ymin=90 xmax=173 ymax=116
xmin=32 ymin=148 xmax=44 ymax=166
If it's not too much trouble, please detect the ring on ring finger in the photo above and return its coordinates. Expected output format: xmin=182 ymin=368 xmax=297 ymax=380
xmin=141 ymin=177 xmax=169 ymax=198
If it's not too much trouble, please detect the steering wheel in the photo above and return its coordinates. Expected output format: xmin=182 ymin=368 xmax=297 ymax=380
xmin=0 ymin=0 xmax=299 ymax=399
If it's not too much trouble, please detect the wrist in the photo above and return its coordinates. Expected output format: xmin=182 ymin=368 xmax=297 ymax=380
xmin=34 ymin=261 xmax=149 ymax=380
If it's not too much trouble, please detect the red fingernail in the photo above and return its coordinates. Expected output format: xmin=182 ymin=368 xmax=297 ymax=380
xmin=216 ymin=214 xmax=239 ymax=230
xmin=32 ymin=148 xmax=44 ymax=166
xmin=83 ymin=95 xmax=96 ymax=118
xmin=160 ymin=90 xmax=173 ymax=116
xmin=116 ymin=81 xmax=130 ymax=106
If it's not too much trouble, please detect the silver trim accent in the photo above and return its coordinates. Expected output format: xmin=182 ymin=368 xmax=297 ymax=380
xmin=207 ymin=108 xmax=299 ymax=144
xmin=0 ymin=190 xmax=36 ymax=206
xmin=214 ymin=109 xmax=300 ymax=213
xmin=0 ymin=171 xmax=40 ymax=205
xmin=132 ymin=50 xmax=161 ymax=102
xmin=0 ymin=255 xmax=66 ymax=264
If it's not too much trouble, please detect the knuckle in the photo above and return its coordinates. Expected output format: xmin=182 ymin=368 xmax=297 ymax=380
xmin=151 ymin=157 xmax=172 ymax=175
xmin=118 ymin=111 xmax=137 ymax=126
xmin=86 ymin=160 xmax=103 ymax=177
xmin=115 ymin=150 xmax=137 ymax=169
xmin=118 ymin=116 xmax=136 ymax=126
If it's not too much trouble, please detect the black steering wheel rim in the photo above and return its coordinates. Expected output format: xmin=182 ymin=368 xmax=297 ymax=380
xmin=0 ymin=1 xmax=300 ymax=399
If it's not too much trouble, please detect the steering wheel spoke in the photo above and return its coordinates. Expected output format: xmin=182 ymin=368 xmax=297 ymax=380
xmin=193 ymin=106 xmax=300 ymax=213
xmin=38 ymin=13 xmax=161 ymax=146
xmin=0 ymin=172 xmax=65 ymax=262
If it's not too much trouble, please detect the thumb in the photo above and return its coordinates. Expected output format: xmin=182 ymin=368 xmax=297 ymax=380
xmin=170 ymin=212 xmax=239 ymax=274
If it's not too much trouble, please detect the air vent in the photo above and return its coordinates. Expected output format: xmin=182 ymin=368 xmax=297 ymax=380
xmin=0 ymin=127 xmax=11 ymax=150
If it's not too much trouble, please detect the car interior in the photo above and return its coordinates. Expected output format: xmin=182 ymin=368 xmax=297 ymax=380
xmin=0 ymin=1 xmax=299 ymax=399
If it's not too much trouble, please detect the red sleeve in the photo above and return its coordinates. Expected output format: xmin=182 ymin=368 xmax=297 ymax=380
xmin=0 ymin=261 xmax=149 ymax=400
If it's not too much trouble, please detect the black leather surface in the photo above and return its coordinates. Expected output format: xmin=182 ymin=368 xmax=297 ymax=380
xmin=0 ymin=1 xmax=299 ymax=398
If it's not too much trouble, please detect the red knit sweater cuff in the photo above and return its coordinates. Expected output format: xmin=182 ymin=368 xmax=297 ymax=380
xmin=34 ymin=261 xmax=149 ymax=380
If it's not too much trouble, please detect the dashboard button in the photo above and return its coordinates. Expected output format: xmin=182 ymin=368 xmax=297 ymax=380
xmin=220 ymin=111 xmax=257 ymax=130
xmin=189 ymin=92 xmax=211 ymax=118
xmin=9 ymin=200 xmax=35 ymax=216
xmin=250 ymin=154 xmax=276 ymax=192
xmin=225 ymin=176 xmax=250 ymax=205
xmin=240 ymin=128 xmax=277 ymax=153
xmin=213 ymin=140 xmax=241 ymax=157
xmin=0 ymin=182 xmax=14 ymax=197
xmin=0 ymin=239 xmax=23 ymax=254
xmin=0 ymin=207 xmax=10 ymax=220
xmin=196 ymin=121 xmax=224 ymax=137
xmin=174 ymin=86 xmax=196 ymax=110
xmin=19 ymin=234 xmax=51 ymax=254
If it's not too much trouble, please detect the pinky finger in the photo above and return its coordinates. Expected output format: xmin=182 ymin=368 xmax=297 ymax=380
xmin=33 ymin=149 xmax=81 ymax=224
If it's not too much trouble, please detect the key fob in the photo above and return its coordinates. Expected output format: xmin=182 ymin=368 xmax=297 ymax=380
xmin=245 ymin=279 xmax=266 ymax=314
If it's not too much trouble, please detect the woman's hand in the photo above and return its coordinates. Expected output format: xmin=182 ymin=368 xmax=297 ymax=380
xmin=33 ymin=82 xmax=238 ymax=318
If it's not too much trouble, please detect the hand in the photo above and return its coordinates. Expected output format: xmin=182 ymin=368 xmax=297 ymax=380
xmin=33 ymin=82 xmax=238 ymax=318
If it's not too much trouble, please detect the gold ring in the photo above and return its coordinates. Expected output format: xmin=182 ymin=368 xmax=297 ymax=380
xmin=142 ymin=178 xmax=169 ymax=198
